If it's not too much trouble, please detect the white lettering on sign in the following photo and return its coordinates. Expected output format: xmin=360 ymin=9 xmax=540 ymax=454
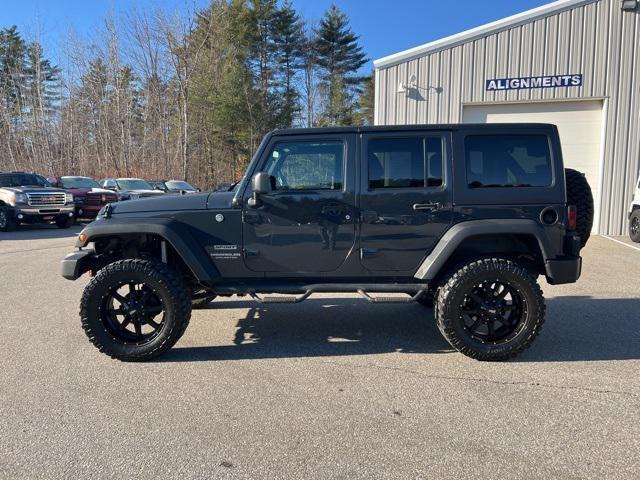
xmin=486 ymin=74 xmax=583 ymax=91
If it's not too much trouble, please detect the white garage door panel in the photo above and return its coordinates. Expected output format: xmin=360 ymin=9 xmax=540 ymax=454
xmin=462 ymin=101 xmax=603 ymax=232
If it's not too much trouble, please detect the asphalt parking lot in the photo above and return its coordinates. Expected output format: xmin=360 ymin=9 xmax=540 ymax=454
xmin=1 ymin=227 xmax=639 ymax=479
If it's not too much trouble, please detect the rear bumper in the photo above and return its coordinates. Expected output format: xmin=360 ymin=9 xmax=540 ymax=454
xmin=61 ymin=249 xmax=96 ymax=280
xmin=545 ymin=256 xmax=582 ymax=285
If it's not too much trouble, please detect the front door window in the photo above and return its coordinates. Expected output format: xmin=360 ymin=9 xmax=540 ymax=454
xmin=262 ymin=141 xmax=344 ymax=191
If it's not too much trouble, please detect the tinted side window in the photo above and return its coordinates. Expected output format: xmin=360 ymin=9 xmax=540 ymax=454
xmin=368 ymin=137 xmax=443 ymax=189
xmin=263 ymin=141 xmax=344 ymax=191
xmin=465 ymin=135 xmax=552 ymax=188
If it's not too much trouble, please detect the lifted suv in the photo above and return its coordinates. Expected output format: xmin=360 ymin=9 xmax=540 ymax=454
xmin=0 ymin=172 xmax=75 ymax=231
xmin=61 ymin=124 xmax=593 ymax=362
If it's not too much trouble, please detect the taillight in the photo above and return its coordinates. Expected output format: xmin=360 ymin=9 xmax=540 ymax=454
xmin=567 ymin=205 xmax=577 ymax=230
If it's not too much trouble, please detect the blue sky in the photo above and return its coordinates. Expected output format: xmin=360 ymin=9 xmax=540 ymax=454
xmin=0 ymin=0 xmax=551 ymax=70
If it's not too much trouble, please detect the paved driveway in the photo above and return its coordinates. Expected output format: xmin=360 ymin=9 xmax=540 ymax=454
xmin=0 ymin=228 xmax=639 ymax=479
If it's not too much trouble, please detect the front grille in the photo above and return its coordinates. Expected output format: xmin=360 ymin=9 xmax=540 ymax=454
xmin=84 ymin=193 xmax=117 ymax=205
xmin=27 ymin=192 xmax=66 ymax=207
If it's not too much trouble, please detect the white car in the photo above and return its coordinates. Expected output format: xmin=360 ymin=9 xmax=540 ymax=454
xmin=629 ymin=176 xmax=640 ymax=242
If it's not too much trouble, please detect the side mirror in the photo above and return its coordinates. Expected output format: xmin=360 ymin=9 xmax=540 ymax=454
xmin=252 ymin=172 xmax=272 ymax=195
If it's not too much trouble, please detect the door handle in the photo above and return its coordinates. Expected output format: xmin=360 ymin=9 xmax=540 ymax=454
xmin=413 ymin=202 xmax=441 ymax=211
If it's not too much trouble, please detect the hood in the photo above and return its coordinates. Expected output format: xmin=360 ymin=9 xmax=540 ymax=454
xmin=125 ymin=189 xmax=166 ymax=197
xmin=1 ymin=186 xmax=67 ymax=194
xmin=64 ymin=187 xmax=114 ymax=195
xmin=206 ymin=190 xmax=236 ymax=209
xmin=110 ymin=192 xmax=211 ymax=214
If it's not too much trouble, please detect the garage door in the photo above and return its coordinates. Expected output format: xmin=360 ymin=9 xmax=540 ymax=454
xmin=463 ymin=100 xmax=603 ymax=232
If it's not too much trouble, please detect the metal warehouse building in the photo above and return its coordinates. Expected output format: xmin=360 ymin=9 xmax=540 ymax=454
xmin=373 ymin=0 xmax=639 ymax=235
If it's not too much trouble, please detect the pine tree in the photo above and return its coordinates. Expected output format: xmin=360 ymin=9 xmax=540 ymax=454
xmin=314 ymin=5 xmax=368 ymax=126
xmin=356 ymin=71 xmax=375 ymax=126
xmin=0 ymin=26 xmax=28 ymax=117
xmin=272 ymin=1 xmax=305 ymax=127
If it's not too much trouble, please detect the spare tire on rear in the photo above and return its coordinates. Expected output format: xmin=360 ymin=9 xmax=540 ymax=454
xmin=565 ymin=168 xmax=594 ymax=247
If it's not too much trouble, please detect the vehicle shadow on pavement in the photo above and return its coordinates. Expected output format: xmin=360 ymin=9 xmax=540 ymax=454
xmin=0 ymin=223 xmax=84 ymax=241
xmin=159 ymin=295 xmax=640 ymax=363
xmin=160 ymin=298 xmax=453 ymax=362
xmin=517 ymin=296 xmax=640 ymax=362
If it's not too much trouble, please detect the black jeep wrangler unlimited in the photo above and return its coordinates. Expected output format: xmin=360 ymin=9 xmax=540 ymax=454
xmin=61 ymin=124 xmax=593 ymax=362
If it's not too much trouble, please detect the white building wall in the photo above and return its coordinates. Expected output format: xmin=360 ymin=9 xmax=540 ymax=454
xmin=374 ymin=0 xmax=640 ymax=235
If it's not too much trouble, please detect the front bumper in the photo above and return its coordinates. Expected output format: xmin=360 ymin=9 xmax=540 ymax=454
xmin=61 ymin=249 xmax=96 ymax=280
xmin=12 ymin=205 xmax=74 ymax=223
xmin=75 ymin=204 xmax=103 ymax=218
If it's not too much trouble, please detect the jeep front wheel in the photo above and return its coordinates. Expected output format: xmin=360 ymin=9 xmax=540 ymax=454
xmin=435 ymin=257 xmax=545 ymax=361
xmin=80 ymin=259 xmax=192 ymax=361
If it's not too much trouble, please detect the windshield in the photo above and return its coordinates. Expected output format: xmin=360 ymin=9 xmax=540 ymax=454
xmin=165 ymin=180 xmax=195 ymax=190
xmin=61 ymin=177 xmax=100 ymax=189
xmin=116 ymin=179 xmax=153 ymax=190
xmin=0 ymin=173 xmax=50 ymax=188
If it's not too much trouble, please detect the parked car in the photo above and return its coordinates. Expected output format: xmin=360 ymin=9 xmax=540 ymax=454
xmin=62 ymin=124 xmax=593 ymax=363
xmin=99 ymin=178 xmax=165 ymax=201
xmin=0 ymin=172 xmax=75 ymax=231
xmin=149 ymin=180 xmax=200 ymax=194
xmin=48 ymin=176 xmax=119 ymax=220
xmin=629 ymin=176 xmax=640 ymax=243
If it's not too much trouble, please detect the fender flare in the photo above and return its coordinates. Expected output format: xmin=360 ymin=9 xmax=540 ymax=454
xmin=414 ymin=219 xmax=554 ymax=281
xmin=78 ymin=218 xmax=220 ymax=283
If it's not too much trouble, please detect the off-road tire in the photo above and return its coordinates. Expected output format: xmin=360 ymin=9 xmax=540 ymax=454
xmin=565 ymin=168 xmax=594 ymax=247
xmin=630 ymin=210 xmax=640 ymax=243
xmin=435 ymin=257 xmax=545 ymax=361
xmin=0 ymin=207 xmax=17 ymax=232
xmin=56 ymin=216 xmax=75 ymax=228
xmin=80 ymin=259 xmax=192 ymax=361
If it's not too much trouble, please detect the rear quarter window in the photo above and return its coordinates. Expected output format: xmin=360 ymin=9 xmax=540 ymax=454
xmin=465 ymin=134 xmax=552 ymax=188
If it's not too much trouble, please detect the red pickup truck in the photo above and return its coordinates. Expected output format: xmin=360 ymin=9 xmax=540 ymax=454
xmin=48 ymin=176 xmax=118 ymax=220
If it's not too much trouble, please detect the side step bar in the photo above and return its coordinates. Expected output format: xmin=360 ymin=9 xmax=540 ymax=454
xmin=212 ymin=283 xmax=429 ymax=305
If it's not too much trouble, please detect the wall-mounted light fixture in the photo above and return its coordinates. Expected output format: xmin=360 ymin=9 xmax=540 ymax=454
xmin=622 ymin=0 xmax=638 ymax=11
xmin=397 ymin=74 xmax=418 ymax=94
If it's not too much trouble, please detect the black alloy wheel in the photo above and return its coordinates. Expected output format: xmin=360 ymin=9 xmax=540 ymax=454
xmin=435 ymin=257 xmax=545 ymax=361
xmin=80 ymin=259 xmax=192 ymax=361
xmin=101 ymin=281 xmax=166 ymax=343
xmin=458 ymin=280 xmax=524 ymax=342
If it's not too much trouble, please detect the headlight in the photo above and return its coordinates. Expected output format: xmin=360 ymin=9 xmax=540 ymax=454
xmin=7 ymin=192 xmax=27 ymax=206
xmin=65 ymin=192 xmax=74 ymax=203
xmin=75 ymin=196 xmax=86 ymax=203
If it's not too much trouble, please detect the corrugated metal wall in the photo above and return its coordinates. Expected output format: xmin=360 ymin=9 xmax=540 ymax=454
xmin=375 ymin=0 xmax=640 ymax=235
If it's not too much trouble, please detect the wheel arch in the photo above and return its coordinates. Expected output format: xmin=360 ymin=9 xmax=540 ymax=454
xmin=415 ymin=220 xmax=553 ymax=282
xmin=79 ymin=219 xmax=220 ymax=283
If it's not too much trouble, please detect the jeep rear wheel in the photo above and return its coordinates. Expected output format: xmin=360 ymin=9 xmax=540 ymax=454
xmin=565 ymin=168 xmax=594 ymax=247
xmin=435 ymin=257 xmax=545 ymax=361
xmin=80 ymin=259 xmax=192 ymax=361
xmin=630 ymin=210 xmax=640 ymax=243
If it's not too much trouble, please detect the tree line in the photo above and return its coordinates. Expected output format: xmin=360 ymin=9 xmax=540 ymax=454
xmin=0 ymin=0 xmax=375 ymax=189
